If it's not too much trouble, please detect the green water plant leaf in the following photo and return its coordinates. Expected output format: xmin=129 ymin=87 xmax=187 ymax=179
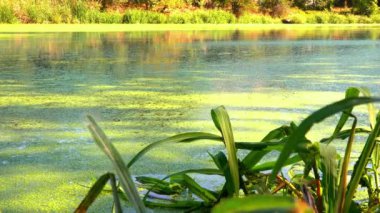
xmin=212 ymin=195 xmax=312 ymax=213
xmin=87 ymin=115 xmax=146 ymax=213
xmin=75 ymin=172 xmax=122 ymax=213
xmin=319 ymin=143 xmax=338 ymax=213
xmin=211 ymin=106 xmax=240 ymax=197
xmin=127 ymin=132 xmax=222 ymax=168
xmin=343 ymin=111 xmax=380 ymax=213
xmin=326 ymin=87 xmax=360 ymax=144
xmin=270 ymin=97 xmax=380 ymax=181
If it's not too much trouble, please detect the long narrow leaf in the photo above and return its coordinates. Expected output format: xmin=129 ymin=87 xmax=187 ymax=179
xmin=270 ymin=97 xmax=380 ymax=181
xmin=211 ymin=106 xmax=240 ymax=196
xmin=180 ymin=174 xmax=218 ymax=203
xmin=319 ymin=144 xmax=338 ymax=213
xmin=343 ymin=112 xmax=380 ymax=213
xmin=212 ymin=195 xmax=311 ymax=213
xmin=251 ymin=154 xmax=302 ymax=172
xmin=209 ymin=152 xmax=234 ymax=196
xmin=87 ymin=115 xmax=146 ymax=213
xmin=335 ymin=114 xmax=357 ymax=213
xmin=127 ymin=132 xmax=222 ymax=168
xmin=359 ymin=87 xmax=377 ymax=129
xmin=326 ymin=87 xmax=359 ymax=144
xmin=143 ymin=169 xmax=223 ymax=201
xmin=75 ymin=173 xmax=114 ymax=213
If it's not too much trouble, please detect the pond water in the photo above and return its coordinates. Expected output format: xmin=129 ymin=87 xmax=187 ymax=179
xmin=1 ymin=26 xmax=380 ymax=211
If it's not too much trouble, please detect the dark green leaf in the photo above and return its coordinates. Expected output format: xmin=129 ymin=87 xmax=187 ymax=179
xmin=212 ymin=195 xmax=308 ymax=213
xmin=344 ymin=112 xmax=380 ymax=213
xmin=271 ymin=97 xmax=380 ymax=181
xmin=87 ymin=115 xmax=146 ymax=213
xmin=75 ymin=173 xmax=114 ymax=213
xmin=127 ymin=132 xmax=222 ymax=168
xmin=211 ymin=106 xmax=240 ymax=196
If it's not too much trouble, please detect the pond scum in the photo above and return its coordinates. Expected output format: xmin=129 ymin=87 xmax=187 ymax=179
xmin=73 ymin=87 xmax=380 ymax=212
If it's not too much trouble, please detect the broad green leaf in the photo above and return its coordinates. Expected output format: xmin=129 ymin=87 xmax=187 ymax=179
xmin=320 ymin=128 xmax=371 ymax=143
xmin=144 ymin=200 xmax=204 ymax=209
xmin=235 ymin=141 xmax=283 ymax=150
xmin=251 ymin=154 xmax=302 ymax=172
xmin=142 ymin=168 xmax=222 ymax=201
xmin=211 ymin=106 xmax=240 ymax=197
xmin=87 ymin=115 xmax=146 ymax=213
xmin=243 ymin=124 xmax=294 ymax=172
xmin=344 ymin=112 xmax=380 ymax=213
xmin=136 ymin=176 xmax=181 ymax=195
xmin=271 ymin=97 xmax=380 ymax=181
xmin=75 ymin=173 xmax=120 ymax=213
xmin=326 ymin=87 xmax=359 ymax=144
xmin=319 ymin=144 xmax=338 ymax=213
xmin=359 ymin=87 xmax=377 ymax=129
xmin=127 ymin=132 xmax=222 ymax=168
xmin=212 ymin=195 xmax=312 ymax=213
xmin=208 ymin=151 xmax=234 ymax=196
xmin=180 ymin=174 xmax=218 ymax=203
xmin=336 ymin=115 xmax=357 ymax=213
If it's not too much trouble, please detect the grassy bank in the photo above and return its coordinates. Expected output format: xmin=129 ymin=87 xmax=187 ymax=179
xmin=1 ymin=0 xmax=380 ymax=24
xmin=1 ymin=23 xmax=380 ymax=32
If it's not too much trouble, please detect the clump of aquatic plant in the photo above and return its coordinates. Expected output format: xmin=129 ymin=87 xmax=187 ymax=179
xmin=76 ymin=87 xmax=380 ymax=212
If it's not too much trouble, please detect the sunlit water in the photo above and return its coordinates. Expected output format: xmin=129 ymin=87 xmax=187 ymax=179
xmin=1 ymin=27 xmax=380 ymax=211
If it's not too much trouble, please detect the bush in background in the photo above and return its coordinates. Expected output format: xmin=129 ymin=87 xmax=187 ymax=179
xmin=123 ymin=10 xmax=167 ymax=23
xmin=0 ymin=3 xmax=16 ymax=23
xmin=352 ymin=0 xmax=378 ymax=15
xmin=238 ymin=13 xmax=281 ymax=23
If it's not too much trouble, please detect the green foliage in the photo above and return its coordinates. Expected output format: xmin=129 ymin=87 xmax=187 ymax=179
xmin=293 ymin=0 xmax=334 ymax=10
xmin=70 ymin=0 xmax=91 ymax=23
xmin=86 ymin=115 xmax=146 ymax=213
xmin=25 ymin=4 xmax=53 ymax=23
xmin=352 ymin=0 xmax=378 ymax=15
xmin=212 ymin=195 xmax=313 ymax=212
xmin=79 ymin=87 xmax=380 ymax=212
xmin=371 ymin=14 xmax=380 ymax=23
xmin=123 ymin=9 xmax=167 ymax=23
xmin=238 ymin=13 xmax=281 ymax=23
xmin=286 ymin=13 xmax=308 ymax=23
xmin=0 ymin=3 xmax=16 ymax=23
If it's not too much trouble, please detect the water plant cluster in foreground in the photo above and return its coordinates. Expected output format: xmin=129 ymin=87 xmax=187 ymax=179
xmin=75 ymin=87 xmax=380 ymax=212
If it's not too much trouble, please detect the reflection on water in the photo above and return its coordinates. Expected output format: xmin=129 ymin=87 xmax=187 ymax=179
xmin=1 ymin=27 xmax=380 ymax=211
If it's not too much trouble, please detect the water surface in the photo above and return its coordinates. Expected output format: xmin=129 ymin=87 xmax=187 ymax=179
xmin=1 ymin=27 xmax=380 ymax=211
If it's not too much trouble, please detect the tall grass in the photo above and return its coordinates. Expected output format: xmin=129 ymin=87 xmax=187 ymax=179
xmin=1 ymin=0 xmax=380 ymax=24
xmin=77 ymin=87 xmax=380 ymax=212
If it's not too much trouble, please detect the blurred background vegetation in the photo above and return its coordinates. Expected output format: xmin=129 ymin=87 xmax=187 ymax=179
xmin=0 ymin=0 xmax=380 ymax=24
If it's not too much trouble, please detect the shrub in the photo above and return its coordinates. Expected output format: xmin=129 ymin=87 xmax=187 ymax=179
xmin=293 ymin=0 xmax=333 ymax=10
xmin=328 ymin=13 xmax=348 ymax=23
xmin=346 ymin=14 xmax=360 ymax=23
xmin=286 ymin=12 xmax=307 ymax=23
xmin=313 ymin=12 xmax=331 ymax=23
xmin=357 ymin=15 xmax=373 ymax=23
xmin=201 ymin=10 xmax=236 ymax=23
xmin=260 ymin=0 xmax=290 ymax=17
xmin=71 ymin=0 xmax=90 ymax=23
xmin=371 ymin=14 xmax=380 ymax=23
xmin=167 ymin=11 xmax=192 ymax=23
xmin=0 ymin=4 xmax=16 ymax=23
xmin=123 ymin=10 xmax=167 ymax=23
xmin=352 ymin=0 xmax=378 ymax=15
xmin=238 ymin=13 xmax=280 ymax=23
xmin=25 ymin=4 xmax=53 ymax=23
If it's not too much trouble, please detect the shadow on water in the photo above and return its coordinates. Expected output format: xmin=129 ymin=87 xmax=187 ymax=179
xmin=1 ymin=27 xmax=380 ymax=211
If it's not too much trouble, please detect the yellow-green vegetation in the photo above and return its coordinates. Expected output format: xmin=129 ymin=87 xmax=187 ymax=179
xmin=1 ymin=27 xmax=380 ymax=212
xmin=1 ymin=0 xmax=380 ymax=24
xmin=78 ymin=87 xmax=380 ymax=212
